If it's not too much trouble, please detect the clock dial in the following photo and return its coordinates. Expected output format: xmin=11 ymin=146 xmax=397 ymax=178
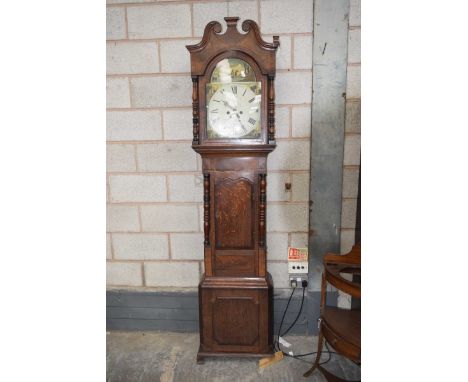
xmin=207 ymin=82 xmax=261 ymax=139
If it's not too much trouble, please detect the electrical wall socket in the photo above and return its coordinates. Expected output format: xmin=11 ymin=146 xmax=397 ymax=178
xmin=288 ymin=261 xmax=308 ymax=274
xmin=287 ymin=247 xmax=308 ymax=274
xmin=289 ymin=276 xmax=305 ymax=288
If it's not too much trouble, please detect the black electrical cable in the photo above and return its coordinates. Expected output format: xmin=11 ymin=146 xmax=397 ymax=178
xmin=274 ymin=284 xmax=359 ymax=382
xmin=275 ymin=286 xmax=309 ymax=354
xmin=275 ymin=286 xmax=296 ymax=352
xmin=274 ymin=285 xmax=337 ymax=364
xmin=280 ymin=286 xmax=305 ymax=337
xmin=292 ymin=342 xmax=335 ymax=367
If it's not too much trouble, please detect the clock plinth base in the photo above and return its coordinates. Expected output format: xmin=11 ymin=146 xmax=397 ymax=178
xmin=196 ymin=347 xmax=274 ymax=364
xmin=197 ymin=273 xmax=274 ymax=360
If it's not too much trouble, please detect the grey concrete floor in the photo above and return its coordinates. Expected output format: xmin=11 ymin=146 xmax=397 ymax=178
xmin=107 ymin=331 xmax=360 ymax=382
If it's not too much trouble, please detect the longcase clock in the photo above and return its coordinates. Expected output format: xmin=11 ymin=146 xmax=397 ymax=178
xmin=186 ymin=17 xmax=279 ymax=362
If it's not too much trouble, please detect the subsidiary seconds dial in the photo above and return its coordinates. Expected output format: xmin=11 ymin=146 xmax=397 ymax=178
xmin=207 ymin=83 xmax=261 ymax=139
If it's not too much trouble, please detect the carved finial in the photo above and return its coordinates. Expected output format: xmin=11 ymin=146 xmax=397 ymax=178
xmin=273 ymin=36 xmax=280 ymax=47
xmin=224 ymin=16 xmax=240 ymax=28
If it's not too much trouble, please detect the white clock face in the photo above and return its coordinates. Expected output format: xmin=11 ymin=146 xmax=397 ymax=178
xmin=207 ymin=83 xmax=261 ymax=139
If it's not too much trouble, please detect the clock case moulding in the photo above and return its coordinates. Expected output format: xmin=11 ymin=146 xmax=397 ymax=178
xmin=186 ymin=17 xmax=279 ymax=362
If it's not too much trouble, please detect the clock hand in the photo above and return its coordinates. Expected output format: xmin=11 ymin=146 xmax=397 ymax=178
xmin=234 ymin=112 xmax=247 ymax=132
xmin=222 ymin=100 xmax=236 ymax=111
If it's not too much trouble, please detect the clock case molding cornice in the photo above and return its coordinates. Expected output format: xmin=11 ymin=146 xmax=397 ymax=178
xmin=186 ymin=17 xmax=279 ymax=76
xmin=186 ymin=17 xmax=279 ymax=152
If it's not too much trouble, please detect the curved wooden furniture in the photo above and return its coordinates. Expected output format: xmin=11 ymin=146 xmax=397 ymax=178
xmin=304 ymin=243 xmax=361 ymax=381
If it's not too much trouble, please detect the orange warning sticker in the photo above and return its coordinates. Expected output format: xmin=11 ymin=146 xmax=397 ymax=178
xmin=287 ymin=247 xmax=308 ymax=261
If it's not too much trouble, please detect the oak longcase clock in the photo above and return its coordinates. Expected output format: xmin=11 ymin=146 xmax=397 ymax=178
xmin=186 ymin=17 xmax=279 ymax=362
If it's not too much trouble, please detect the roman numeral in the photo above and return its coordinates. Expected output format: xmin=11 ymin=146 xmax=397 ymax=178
xmin=242 ymin=88 xmax=247 ymax=96
xmin=250 ymin=86 xmax=256 ymax=92
xmin=211 ymin=109 xmax=218 ymax=113
xmin=248 ymin=98 xmax=255 ymax=103
xmin=213 ymin=100 xmax=220 ymax=102
xmin=231 ymin=86 xmax=237 ymax=94
xmin=248 ymin=117 xmax=256 ymax=125
xmin=240 ymin=124 xmax=247 ymax=132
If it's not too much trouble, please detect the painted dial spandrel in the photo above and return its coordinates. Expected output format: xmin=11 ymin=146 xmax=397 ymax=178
xmin=210 ymin=58 xmax=257 ymax=83
xmin=206 ymin=58 xmax=261 ymax=139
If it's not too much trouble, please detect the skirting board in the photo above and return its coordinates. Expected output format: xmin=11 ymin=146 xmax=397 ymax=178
xmin=107 ymin=289 xmax=337 ymax=335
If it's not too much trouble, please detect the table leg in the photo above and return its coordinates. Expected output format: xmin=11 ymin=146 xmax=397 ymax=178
xmin=303 ymin=325 xmax=324 ymax=377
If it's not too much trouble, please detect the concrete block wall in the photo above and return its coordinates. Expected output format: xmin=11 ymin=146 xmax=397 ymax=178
xmin=106 ymin=0 xmax=360 ymax=291
xmin=340 ymin=0 xmax=361 ymax=255
xmin=106 ymin=0 xmax=314 ymax=290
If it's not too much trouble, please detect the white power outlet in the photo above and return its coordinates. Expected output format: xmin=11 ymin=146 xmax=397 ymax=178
xmin=287 ymin=247 xmax=309 ymax=275
xmin=288 ymin=261 xmax=308 ymax=274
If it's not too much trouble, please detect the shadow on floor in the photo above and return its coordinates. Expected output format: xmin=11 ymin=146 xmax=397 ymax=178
xmin=107 ymin=331 xmax=360 ymax=382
